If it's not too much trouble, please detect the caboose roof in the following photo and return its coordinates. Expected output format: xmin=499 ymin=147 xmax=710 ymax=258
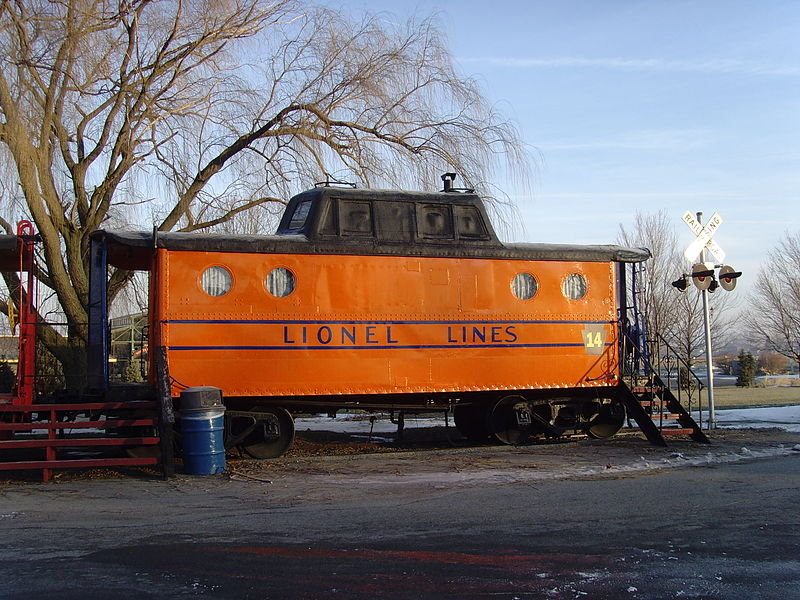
xmin=92 ymin=229 xmax=649 ymax=270
xmin=92 ymin=184 xmax=649 ymax=270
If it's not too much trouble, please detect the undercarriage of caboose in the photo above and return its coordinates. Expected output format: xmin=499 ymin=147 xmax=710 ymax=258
xmin=214 ymin=387 xmax=630 ymax=459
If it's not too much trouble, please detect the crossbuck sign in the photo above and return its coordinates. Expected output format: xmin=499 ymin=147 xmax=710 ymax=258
xmin=682 ymin=211 xmax=725 ymax=262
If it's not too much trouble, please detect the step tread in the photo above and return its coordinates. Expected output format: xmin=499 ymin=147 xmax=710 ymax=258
xmin=660 ymin=428 xmax=698 ymax=436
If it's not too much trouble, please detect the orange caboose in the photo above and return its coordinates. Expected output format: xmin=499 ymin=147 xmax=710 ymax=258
xmin=89 ymin=180 xmax=650 ymax=457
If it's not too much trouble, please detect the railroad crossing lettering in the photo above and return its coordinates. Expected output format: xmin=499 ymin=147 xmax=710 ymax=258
xmin=682 ymin=211 xmax=725 ymax=262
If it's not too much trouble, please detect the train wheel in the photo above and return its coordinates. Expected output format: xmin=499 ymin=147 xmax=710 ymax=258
xmin=488 ymin=395 xmax=537 ymax=445
xmin=453 ymin=403 xmax=491 ymax=442
xmin=586 ymin=400 xmax=626 ymax=439
xmin=241 ymin=407 xmax=296 ymax=459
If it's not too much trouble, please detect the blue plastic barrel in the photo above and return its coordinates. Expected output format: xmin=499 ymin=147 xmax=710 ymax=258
xmin=181 ymin=408 xmax=225 ymax=474
xmin=179 ymin=387 xmax=226 ymax=475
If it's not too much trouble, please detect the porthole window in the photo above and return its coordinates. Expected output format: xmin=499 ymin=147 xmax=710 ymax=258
xmin=511 ymin=273 xmax=538 ymax=300
xmin=562 ymin=273 xmax=588 ymax=300
xmin=200 ymin=266 xmax=232 ymax=297
xmin=266 ymin=267 xmax=295 ymax=297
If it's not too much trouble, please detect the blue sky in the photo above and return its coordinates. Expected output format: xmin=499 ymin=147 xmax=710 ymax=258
xmin=332 ymin=0 xmax=800 ymax=292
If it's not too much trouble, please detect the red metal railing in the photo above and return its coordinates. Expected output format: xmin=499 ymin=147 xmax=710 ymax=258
xmin=0 ymin=401 xmax=161 ymax=482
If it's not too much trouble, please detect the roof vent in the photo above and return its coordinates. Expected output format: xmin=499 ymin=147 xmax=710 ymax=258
xmin=440 ymin=172 xmax=474 ymax=193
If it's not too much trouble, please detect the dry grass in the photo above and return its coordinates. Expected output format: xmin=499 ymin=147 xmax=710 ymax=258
xmin=711 ymin=386 xmax=800 ymax=408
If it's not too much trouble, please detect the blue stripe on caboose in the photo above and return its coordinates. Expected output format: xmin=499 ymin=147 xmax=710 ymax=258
xmin=162 ymin=319 xmax=614 ymax=351
xmin=167 ymin=342 xmax=602 ymax=351
xmin=164 ymin=318 xmax=613 ymax=325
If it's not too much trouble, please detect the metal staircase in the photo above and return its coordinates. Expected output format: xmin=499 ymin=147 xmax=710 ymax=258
xmin=617 ymin=261 xmax=710 ymax=446
xmin=619 ymin=369 xmax=710 ymax=446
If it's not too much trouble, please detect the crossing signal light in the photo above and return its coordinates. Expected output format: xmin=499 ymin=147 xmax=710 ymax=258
xmin=691 ymin=263 xmax=714 ymax=291
xmin=671 ymin=275 xmax=689 ymax=292
xmin=718 ymin=265 xmax=742 ymax=291
xmin=672 ymin=266 xmax=741 ymax=294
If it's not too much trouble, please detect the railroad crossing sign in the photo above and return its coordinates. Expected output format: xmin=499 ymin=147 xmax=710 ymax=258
xmin=674 ymin=210 xmax=740 ymax=433
xmin=682 ymin=211 xmax=725 ymax=262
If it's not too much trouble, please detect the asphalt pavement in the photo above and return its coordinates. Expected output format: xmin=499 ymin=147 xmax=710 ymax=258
xmin=1 ymin=429 xmax=799 ymax=600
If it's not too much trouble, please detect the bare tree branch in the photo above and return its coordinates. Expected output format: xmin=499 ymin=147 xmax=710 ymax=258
xmin=746 ymin=231 xmax=800 ymax=371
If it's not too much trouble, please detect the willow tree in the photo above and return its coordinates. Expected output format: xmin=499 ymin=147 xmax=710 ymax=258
xmin=0 ymin=0 xmax=528 ymax=384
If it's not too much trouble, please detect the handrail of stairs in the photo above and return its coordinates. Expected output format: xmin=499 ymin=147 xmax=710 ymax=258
xmin=619 ymin=325 xmax=708 ymax=427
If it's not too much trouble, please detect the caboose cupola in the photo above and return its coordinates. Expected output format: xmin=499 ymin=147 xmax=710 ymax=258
xmin=275 ymin=180 xmax=500 ymax=248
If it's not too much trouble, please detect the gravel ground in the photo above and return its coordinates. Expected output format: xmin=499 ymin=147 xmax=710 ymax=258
xmin=2 ymin=425 xmax=798 ymax=485
xmin=225 ymin=426 xmax=800 ymax=486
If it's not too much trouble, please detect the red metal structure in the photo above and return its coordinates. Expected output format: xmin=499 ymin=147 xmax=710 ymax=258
xmin=0 ymin=223 xmax=169 ymax=482
xmin=0 ymin=221 xmax=37 ymax=406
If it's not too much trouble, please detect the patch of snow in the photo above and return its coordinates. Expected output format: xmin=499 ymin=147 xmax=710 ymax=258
xmin=706 ymin=404 xmax=800 ymax=433
xmin=755 ymin=374 xmax=799 ymax=383
xmin=295 ymin=414 xmax=417 ymax=437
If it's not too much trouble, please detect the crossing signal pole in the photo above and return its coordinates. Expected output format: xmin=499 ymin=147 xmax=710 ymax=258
xmin=678 ymin=211 xmax=741 ymax=429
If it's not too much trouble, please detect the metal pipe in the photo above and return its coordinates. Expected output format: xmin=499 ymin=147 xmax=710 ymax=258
xmin=697 ymin=212 xmax=716 ymax=429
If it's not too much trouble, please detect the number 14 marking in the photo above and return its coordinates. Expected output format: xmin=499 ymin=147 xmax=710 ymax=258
xmin=582 ymin=325 xmax=607 ymax=356
xmin=585 ymin=331 xmax=603 ymax=348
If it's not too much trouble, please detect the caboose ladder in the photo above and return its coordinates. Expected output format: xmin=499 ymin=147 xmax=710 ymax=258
xmin=618 ymin=374 xmax=709 ymax=446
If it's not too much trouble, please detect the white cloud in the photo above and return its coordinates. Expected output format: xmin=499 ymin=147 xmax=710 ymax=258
xmin=459 ymin=56 xmax=800 ymax=77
